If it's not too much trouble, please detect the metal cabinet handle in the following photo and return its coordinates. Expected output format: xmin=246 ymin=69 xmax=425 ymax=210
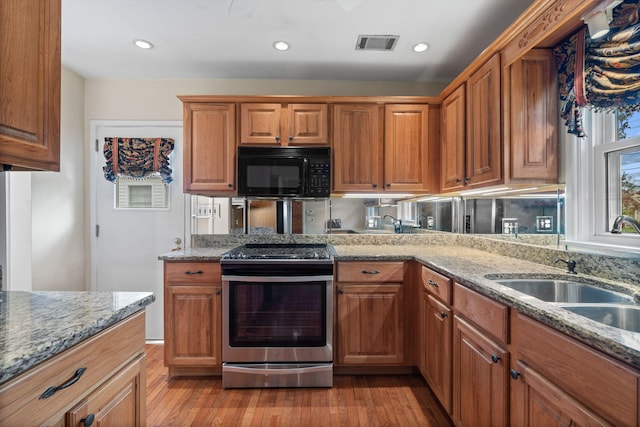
xmin=491 ymin=354 xmax=501 ymax=364
xmin=439 ymin=312 xmax=448 ymax=319
xmin=510 ymin=369 xmax=521 ymax=380
xmin=185 ymin=270 xmax=204 ymax=275
xmin=362 ymin=270 xmax=380 ymax=274
xmin=386 ymin=183 xmax=391 ymax=188
xmin=275 ymin=136 xmax=281 ymax=143
xmin=428 ymin=279 xmax=439 ymax=288
xmin=40 ymin=367 xmax=87 ymax=399
xmin=289 ymin=136 xmax=294 ymax=142
xmin=80 ymin=414 xmax=95 ymax=427
xmin=372 ymin=183 xmax=378 ymax=188
xmin=338 ymin=289 xmax=345 ymax=294
xmin=215 ymin=289 xmax=221 ymax=295
xmin=464 ymin=177 xmax=471 ymax=184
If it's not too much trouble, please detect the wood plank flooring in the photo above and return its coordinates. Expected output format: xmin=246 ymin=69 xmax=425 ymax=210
xmin=146 ymin=344 xmax=453 ymax=426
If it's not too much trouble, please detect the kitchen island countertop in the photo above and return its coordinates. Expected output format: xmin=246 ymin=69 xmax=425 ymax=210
xmin=0 ymin=291 xmax=155 ymax=385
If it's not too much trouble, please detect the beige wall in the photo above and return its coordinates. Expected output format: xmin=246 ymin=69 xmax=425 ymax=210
xmin=31 ymin=67 xmax=86 ymax=291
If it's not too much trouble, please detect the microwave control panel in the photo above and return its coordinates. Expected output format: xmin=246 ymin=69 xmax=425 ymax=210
xmin=308 ymin=160 xmax=331 ymax=197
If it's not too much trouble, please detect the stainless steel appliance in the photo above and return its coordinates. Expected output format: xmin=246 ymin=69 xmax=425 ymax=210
xmin=237 ymin=146 xmax=331 ymax=198
xmin=221 ymin=243 xmax=334 ymax=388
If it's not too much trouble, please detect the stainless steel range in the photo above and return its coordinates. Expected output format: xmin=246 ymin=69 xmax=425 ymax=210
xmin=221 ymin=243 xmax=335 ymax=388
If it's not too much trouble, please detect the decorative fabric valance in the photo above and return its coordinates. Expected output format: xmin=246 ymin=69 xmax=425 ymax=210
xmin=103 ymin=137 xmax=174 ymax=183
xmin=554 ymin=0 xmax=640 ymax=137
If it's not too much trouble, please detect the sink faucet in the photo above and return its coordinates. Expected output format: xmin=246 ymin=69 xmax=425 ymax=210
xmin=555 ymin=258 xmax=577 ymax=274
xmin=383 ymin=215 xmax=403 ymax=234
xmin=611 ymin=215 xmax=640 ymax=234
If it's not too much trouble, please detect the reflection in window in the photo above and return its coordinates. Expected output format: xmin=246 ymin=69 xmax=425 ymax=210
xmin=115 ymin=176 xmax=169 ymax=209
xmin=606 ymin=144 xmax=640 ymax=233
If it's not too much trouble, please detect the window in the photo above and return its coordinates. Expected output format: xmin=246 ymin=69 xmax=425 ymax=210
xmin=566 ymin=109 xmax=640 ymax=254
xmin=115 ymin=176 xmax=169 ymax=209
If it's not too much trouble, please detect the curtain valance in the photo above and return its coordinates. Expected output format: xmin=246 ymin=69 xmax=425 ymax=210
xmin=554 ymin=0 xmax=640 ymax=137
xmin=103 ymin=137 xmax=174 ymax=183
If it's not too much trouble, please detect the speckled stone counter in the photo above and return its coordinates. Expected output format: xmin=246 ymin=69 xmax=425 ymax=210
xmin=0 ymin=291 xmax=155 ymax=385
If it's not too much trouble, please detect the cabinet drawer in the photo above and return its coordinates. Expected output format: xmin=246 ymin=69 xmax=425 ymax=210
xmin=514 ymin=312 xmax=638 ymax=427
xmin=421 ymin=266 xmax=452 ymax=304
xmin=164 ymin=261 xmax=221 ymax=284
xmin=0 ymin=312 xmax=145 ymax=426
xmin=453 ymin=283 xmax=508 ymax=344
xmin=337 ymin=262 xmax=404 ymax=283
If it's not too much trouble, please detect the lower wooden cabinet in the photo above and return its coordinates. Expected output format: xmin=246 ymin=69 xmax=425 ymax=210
xmin=163 ymin=261 xmax=222 ymax=376
xmin=453 ymin=315 xmax=509 ymax=427
xmin=336 ymin=261 xmax=405 ymax=365
xmin=0 ymin=312 xmax=146 ymax=427
xmin=421 ymin=293 xmax=452 ymax=413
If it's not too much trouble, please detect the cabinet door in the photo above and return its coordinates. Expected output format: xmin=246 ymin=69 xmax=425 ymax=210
xmin=440 ymin=86 xmax=466 ymax=192
xmin=507 ymin=49 xmax=558 ymax=181
xmin=466 ymin=54 xmax=502 ymax=187
xmin=337 ymin=284 xmax=404 ymax=364
xmin=183 ymin=103 xmax=236 ymax=194
xmin=164 ymin=285 xmax=222 ymax=367
xmin=332 ymin=104 xmax=383 ymax=192
xmin=453 ymin=315 xmax=509 ymax=427
xmin=384 ymin=104 xmax=431 ymax=192
xmin=0 ymin=0 xmax=60 ymax=171
xmin=422 ymin=293 xmax=452 ymax=414
xmin=287 ymin=103 xmax=328 ymax=145
xmin=510 ymin=361 xmax=611 ymax=427
xmin=66 ymin=355 xmax=145 ymax=427
xmin=240 ymin=103 xmax=282 ymax=144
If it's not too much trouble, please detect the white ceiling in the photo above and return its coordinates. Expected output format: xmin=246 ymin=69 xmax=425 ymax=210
xmin=62 ymin=0 xmax=534 ymax=83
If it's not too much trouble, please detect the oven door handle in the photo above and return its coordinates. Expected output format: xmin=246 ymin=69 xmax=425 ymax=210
xmin=223 ymin=364 xmax=332 ymax=376
xmin=222 ymin=275 xmax=334 ymax=283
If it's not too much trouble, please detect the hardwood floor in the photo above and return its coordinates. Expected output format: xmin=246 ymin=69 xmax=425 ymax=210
xmin=146 ymin=344 xmax=453 ymax=426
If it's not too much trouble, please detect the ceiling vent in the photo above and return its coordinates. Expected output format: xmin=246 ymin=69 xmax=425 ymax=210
xmin=355 ymin=35 xmax=399 ymax=51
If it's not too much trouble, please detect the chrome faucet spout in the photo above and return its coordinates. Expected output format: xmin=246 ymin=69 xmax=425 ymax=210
xmin=611 ymin=215 xmax=640 ymax=234
xmin=383 ymin=215 xmax=402 ymax=233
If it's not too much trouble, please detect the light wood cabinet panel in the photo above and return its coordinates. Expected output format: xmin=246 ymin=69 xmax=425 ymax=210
xmin=454 ymin=282 xmax=509 ymax=344
xmin=66 ymin=355 xmax=145 ymax=427
xmin=384 ymin=104 xmax=431 ymax=192
xmin=0 ymin=0 xmax=60 ymax=171
xmin=505 ymin=49 xmax=558 ymax=182
xmin=337 ymin=283 xmax=404 ymax=365
xmin=337 ymin=261 xmax=404 ymax=283
xmin=440 ymin=85 xmax=466 ymax=192
xmin=421 ymin=293 xmax=453 ymax=414
xmin=240 ymin=103 xmax=328 ymax=145
xmin=332 ymin=104 xmax=383 ymax=192
xmin=466 ymin=54 xmax=502 ymax=188
xmin=164 ymin=262 xmax=222 ymax=374
xmin=510 ymin=361 xmax=611 ymax=427
xmin=453 ymin=315 xmax=509 ymax=427
xmin=421 ymin=265 xmax=452 ymax=304
xmin=182 ymin=102 xmax=236 ymax=195
xmin=512 ymin=312 xmax=639 ymax=426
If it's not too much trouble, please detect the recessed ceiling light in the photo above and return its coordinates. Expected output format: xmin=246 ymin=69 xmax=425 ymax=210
xmin=273 ymin=41 xmax=290 ymax=51
xmin=133 ymin=39 xmax=154 ymax=50
xmin=412 ymin=42 xmax=429 ymax=53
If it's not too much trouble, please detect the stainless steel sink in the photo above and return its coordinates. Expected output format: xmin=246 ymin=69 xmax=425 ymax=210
xmin=496 ymin=279 xmax=634 ymax=304
xmin=562 ymin=304 xmax=640 ymax=333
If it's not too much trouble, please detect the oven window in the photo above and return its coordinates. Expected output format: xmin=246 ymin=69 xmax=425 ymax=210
xmin=228 ymin=281 xmax=326 ymax=347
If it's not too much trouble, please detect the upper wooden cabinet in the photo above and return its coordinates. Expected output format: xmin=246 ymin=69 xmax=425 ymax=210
xmin=440 ymin=54 xmax=502 ymax=192
xmin=384 ymin=104 xmax=433 ymax=192
xmin=182 ymin=102 xmax=237 ymax=195
xmin=465 ymin=54 xmax=502 ymax=188
xmin=332 ymin=104 xmax=383 ymax=192
xmin=440 ymin=86 xmax=466 ymax=193
xmin=504 ymin=49 xmax=558 ymax=183
xmin=0 ymin=0 xmax=61 ymax=171
xmin=240 ymin=103 xmax=328 ymax=145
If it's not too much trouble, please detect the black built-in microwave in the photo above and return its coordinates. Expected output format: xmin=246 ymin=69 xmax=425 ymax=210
xmin=237 ymin=146 xmax=331 ymax=198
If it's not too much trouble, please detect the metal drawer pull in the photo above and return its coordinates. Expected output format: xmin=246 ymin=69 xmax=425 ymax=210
xmin=491 ymin=354 xmax=501 ymax=363
xmin=185 ymin=270 xmax=204 ymax=275
xmin=439 ymin=312 xmax=448 ymax=319
xmin=428 ymin=279 xmax=439 ymax=288
xmin=362 ymin=270 xmax=380 ymax=274
xmin=81 ymin=413 xmax=95 ymax=426
xmin=40 ymin=367 xmax=87 ymax=399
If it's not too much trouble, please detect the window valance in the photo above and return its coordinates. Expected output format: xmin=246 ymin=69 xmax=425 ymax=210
xmin=554 ymin=0 xmax=640 ymax=137
xmin=103 ymin=137 xmax=174 ymax=183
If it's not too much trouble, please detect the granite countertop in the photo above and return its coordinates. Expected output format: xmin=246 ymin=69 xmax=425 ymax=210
xmin=0 ymin=291 xmax=155 ymax=385
xmin=159 ymin=243 xmax=640 ymax=369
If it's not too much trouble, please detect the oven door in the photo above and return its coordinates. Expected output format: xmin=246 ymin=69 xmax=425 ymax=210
xmin=222 ymin=273 xmax=333 ymax=363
